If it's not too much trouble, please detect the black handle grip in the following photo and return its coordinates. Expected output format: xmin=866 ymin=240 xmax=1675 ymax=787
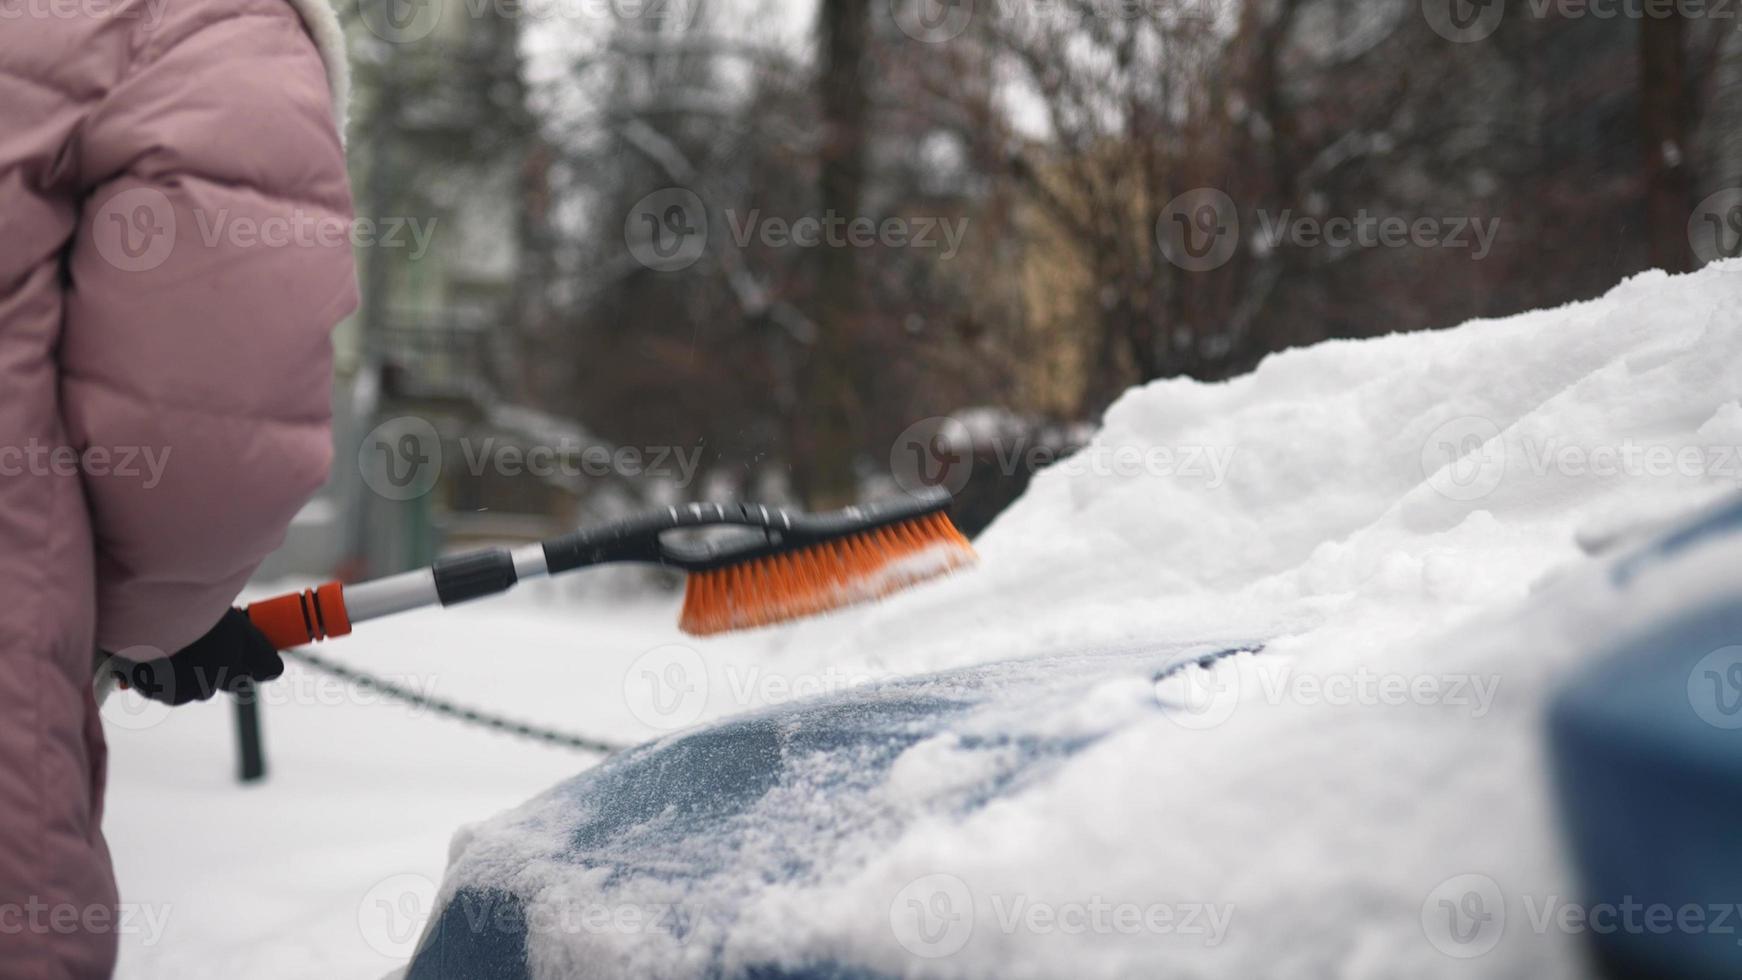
xmin=433 ymin=549 xmax=519 ymax=605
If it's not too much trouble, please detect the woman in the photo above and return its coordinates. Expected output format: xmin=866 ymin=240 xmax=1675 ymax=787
xmin=0 ymin=0 xmax=355 ymax=972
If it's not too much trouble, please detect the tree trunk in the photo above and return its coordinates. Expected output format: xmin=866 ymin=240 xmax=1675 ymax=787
xmin=800 ymin=0 xmax=872 ymax=508
xmin=1640 ymin=13 xmax=1692 ymax=273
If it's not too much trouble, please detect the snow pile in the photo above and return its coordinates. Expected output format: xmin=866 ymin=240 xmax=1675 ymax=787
xmin=835 ymin=261 xmax=1742 ymax=674
xmin=432 ymin=261 xmax=1742 ymax=979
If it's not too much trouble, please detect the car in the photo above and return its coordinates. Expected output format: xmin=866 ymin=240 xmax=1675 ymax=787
xmin=402 ymin=493 xmax=1742 ymax=980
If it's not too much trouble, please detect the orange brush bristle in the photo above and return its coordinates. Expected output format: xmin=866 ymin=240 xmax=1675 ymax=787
xmin=678 ymin=511 xmax=977 ymax=635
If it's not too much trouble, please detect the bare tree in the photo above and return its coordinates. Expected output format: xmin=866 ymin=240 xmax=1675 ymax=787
xmin=800 ymin=0 xmax=874 ymax=507
xmin=1641 ymin=11 xmax=1693 ymax=272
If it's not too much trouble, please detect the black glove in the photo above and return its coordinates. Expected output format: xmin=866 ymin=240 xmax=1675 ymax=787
xmin=107 ymin=609 xmax=285 ymax=706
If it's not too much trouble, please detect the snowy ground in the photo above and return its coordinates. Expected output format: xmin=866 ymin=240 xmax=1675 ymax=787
xmin=104 ymin=262 xmax=1742 ymax=978
xmin=103 ymin=573 xmax=991 ymax=978
xmin=101 ymin=589 xmax=692 ymax=979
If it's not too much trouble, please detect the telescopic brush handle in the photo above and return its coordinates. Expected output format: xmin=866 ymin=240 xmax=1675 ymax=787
xmin=244 ymin=582 xmax=353 ymax=650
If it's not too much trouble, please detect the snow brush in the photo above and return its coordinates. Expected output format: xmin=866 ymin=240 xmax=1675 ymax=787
xmin=243 ymin=489 xmax=976 ymax=647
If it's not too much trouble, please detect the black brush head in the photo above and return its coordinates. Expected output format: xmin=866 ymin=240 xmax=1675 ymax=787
xmin=540 ymin=488 xmax=957 ymax=574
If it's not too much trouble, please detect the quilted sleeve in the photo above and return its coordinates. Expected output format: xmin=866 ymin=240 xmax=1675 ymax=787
xmin=61 ymin=0 xmax=358 ymax=655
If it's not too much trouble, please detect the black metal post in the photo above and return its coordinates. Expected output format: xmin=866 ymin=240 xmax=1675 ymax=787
xmin=233 ymin=680 xmax=266 ymax=783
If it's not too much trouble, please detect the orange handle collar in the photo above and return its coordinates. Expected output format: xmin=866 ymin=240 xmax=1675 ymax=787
xmin=245 ymin=582 xmax=352 ymax=651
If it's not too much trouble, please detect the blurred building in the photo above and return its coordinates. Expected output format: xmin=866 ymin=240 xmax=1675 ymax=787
xmin=262 ymin=0 xmax=564 ymax=582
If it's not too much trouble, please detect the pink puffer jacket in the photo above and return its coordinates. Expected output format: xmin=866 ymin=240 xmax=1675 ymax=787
xmin=0 ymin=0 xmax=355 ymax=972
